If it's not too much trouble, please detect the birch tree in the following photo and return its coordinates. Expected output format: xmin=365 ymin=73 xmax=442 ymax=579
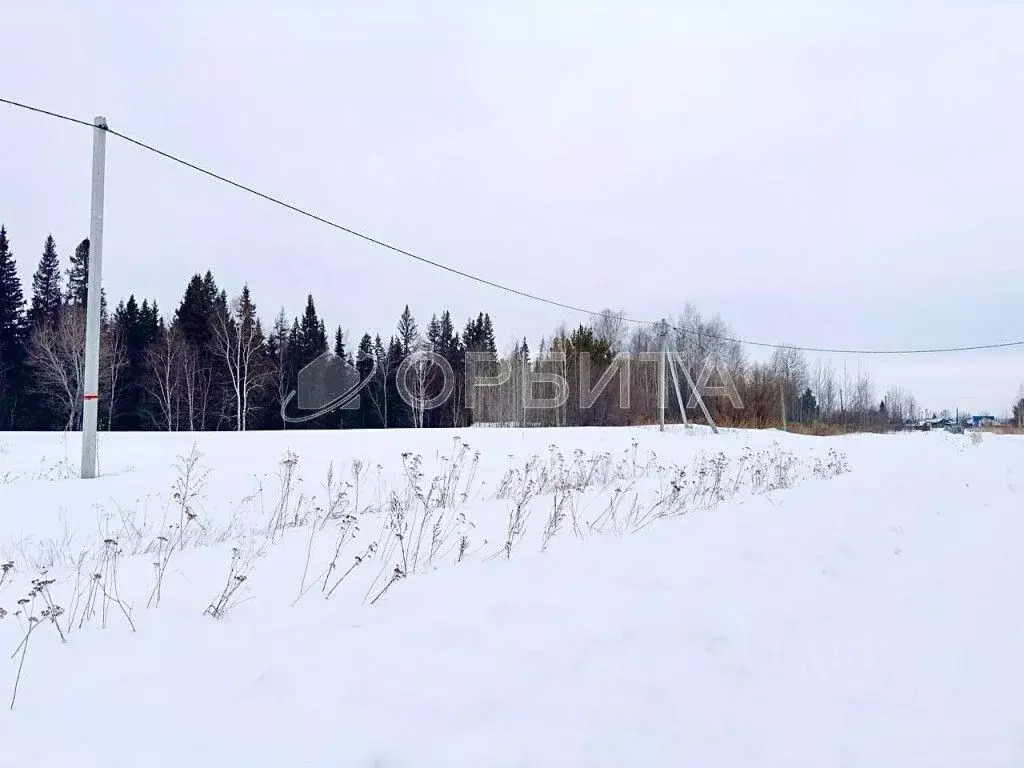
xmin=213 ymin=286 xmax=267 ymax=431
xmin=146 ymin=325 xmax=185 ymax=430
xmin=26 ymin=306 xmax=87 ymax=430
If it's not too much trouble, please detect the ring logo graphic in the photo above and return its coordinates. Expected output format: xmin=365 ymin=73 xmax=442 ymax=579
xmin=280 ymin=350 xmax=378 ymax=424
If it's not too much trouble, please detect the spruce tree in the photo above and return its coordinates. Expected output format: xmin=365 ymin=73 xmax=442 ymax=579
xmin=66 ymin=238 xmax=90 ymax=306
xmin=440 ymin=312 xmax=456 ymax=351
xmin=371 ymin=334 xmax=389 ymax=428
xmin=0 ymin=226 xmax=27 ymax=428
xmin=265 ymin=308 xmax=294 ymax=429
xmin=286 ymin=295 xmax=330 ymax=429
xmin=112 ymin=296 xmax=145 ymax=429
xmin=296 ymin=294 xmax=327 ymax=367
xmin=174 ymin=274 xmax=217 ymax=349
xmin=355 ymin=333 xmax=378 ymax=428
xmin=426 ymin=314 xmax=440 ymax=349
xmin=386 ymin=335 xmax=410 ymax=427
xmin=27 ymin=235 xmax=62 ymax=329
xmin=462 ymin=312 xmax=497 ymax=361
xmin=333 ymin=325 xmax=346 ymax=360
xmin=397 ymin=304 xmax=419 ymax=355
xmin=481 ymin=313 xmax=497 ymax=359
xmin=0 ymin=226 xmax=26 ymax=360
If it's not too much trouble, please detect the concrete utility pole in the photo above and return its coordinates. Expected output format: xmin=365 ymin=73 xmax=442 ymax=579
xmin=657 ymin=320 xmax=670 ymax=432
xmin=657 ymin=320 xmax=720 ymax=435
xmin=81 ymin=116 xmax=107 ymax=479
xmin=665 ymin=345 xmax=689 ymax=428
xmin=780 ymin=380 xmax=788 ymax=431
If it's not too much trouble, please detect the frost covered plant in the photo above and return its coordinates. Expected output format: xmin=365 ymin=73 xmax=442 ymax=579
xmin=369 ymin=564 xmax=405 ymax=606
xmin=294 ymin=461 xmax=355 ymax=602
xmin=9 ymin=594 xmax=41 ymax=710
xmin=324 ymin=541 xmax=377 ymax=600
xmin=383 ymin=451 xmax=477 ymax=576
xmin=31 ymin=577 xmax=65 ymax=644
xmin=205 ymin=546 xmax=256 ymax=620
xmin=264 ymin=450 xmax=304 ymax=541
xmin=0 ymin=560 xmax=13 ymax=589
xmin=436 ymin=436 xmax=480 ymax=509
xmin=147 ymin=445 xmax=209 ymax=609
xmin=8 ymin=578 xmax=65 ymax=710
xmin=540 ymin=481 xmax=571 ymax=552
xmin=503 ymin=459 xmax=540 ymax=559
xmin=78 ymin=539 xmax=136 ymax=632
xmin=811 ymin=448 xmax=850 ymax=479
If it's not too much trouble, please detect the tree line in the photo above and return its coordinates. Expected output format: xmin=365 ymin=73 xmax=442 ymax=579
xmin=0 ymin=226 xmax=507 ymax=431
xmin=3 ymin=224 xmax=1006 ymax=433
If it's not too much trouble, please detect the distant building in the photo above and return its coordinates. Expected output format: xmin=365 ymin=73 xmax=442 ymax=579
xmin=965 ymin=414 xmax=997 ymax=428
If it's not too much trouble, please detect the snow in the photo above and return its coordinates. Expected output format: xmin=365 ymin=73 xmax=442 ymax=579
xmin=0 ymin=426 xmax=1022 ymax=766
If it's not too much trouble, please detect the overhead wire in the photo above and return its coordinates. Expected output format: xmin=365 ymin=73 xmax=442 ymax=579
xmin=3 ymin=95 xmax=1022 ymax=356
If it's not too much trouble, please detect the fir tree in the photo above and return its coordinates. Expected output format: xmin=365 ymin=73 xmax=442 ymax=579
xmin=355 ymin=333 xmax=379 ymax=428
xmin=0 ymin=226 xmax=26 ymax=360
xmin=800 ymin=387 xmax=818 ymax=423
xmin=27 ymin=235 xmax=62 ymax=329
xmin=174 ymin=274 xmax=217 ymax=349
xmin=370 ymin=334 xmax=389 ymax=427
xmin=426 ymin=314 xmax=441 ymax=350
xmin=111 ymin=295 xmax=161 ymax=430
xmin=481 ymin=313 xmax=497 ymax=359
xmin=0 ymin=226 xmax=27 ymax=428
xmin=385 ymin=335 xmax=408 ymax=427
xmin=437 ymin=311 xmax=457 ymax=357
xmin=333 ymin=325 xmax=346 ymax=361
xmin=397 ymin=304 xmax=419 ymax=355
xmin=462 ymin=312 xmax=497 ymax=360
xmin=265 ymin=307 xmax=294 ymax=429
xmin=66 ymin=238 xmax=90 ymax=306
xmin=295 ymin=294 xmax=328 ymax=367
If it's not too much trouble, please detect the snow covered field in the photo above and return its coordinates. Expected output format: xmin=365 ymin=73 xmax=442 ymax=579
xmin=0 ymin=426 xmax=1022 ymax=767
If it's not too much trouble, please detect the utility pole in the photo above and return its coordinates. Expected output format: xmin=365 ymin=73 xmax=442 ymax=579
xmin=658 ymin=320 xmax=667 ymax=432
xmin=665 ymin=346 xmax=689 ymax=428
xmin=780 ymin=380 xmax=787 ymax=431
xmin=659 ymin=323 xmax=719 ymax=435
xmin=81 ymin=116 xmax=107 ymax=479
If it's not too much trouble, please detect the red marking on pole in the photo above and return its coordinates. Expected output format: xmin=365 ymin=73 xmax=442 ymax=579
xmin=83 ymin=393 xmax=98 ymax=401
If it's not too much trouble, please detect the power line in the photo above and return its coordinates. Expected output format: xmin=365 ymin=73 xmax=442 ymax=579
xmin=3 ymin=95 xmax=1022 ymax=356
xmin=667 ymin=328 xmax=1024 ymax=356
xmin=0 ymin=96 xmax=95 ymax=129
xmin=1 ymin=96 xmax=644 ymax=326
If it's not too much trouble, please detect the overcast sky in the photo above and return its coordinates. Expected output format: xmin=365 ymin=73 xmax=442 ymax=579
xmin=2 ymin=0 xmax=1021 ymax=414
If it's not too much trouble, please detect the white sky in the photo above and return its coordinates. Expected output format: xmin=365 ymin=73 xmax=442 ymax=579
xmin=1 ymin=0 xmax=1021 ymax=415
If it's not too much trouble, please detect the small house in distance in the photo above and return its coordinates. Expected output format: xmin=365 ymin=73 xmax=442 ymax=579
xmin=964 ymin=414 xmax=997 ymax=428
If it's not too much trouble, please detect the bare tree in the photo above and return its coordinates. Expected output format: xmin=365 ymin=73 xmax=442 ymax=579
xmin=811 ymin=359 xmax=837 ymax=420
xmin=408 ymin=351 xmax=429 ymax=429
xmin=212 ymin=288 xmax=267 ymax=431
xmin=145 ymin=325 xmax=185 ymax=431
xmin=852 ymin=370 xmax=876 ymax=424
xmin=770 ymin=346 xmax=808 ymax=422
xmin=368 ymin=344 xmax=393 ymax=428
xmin=102 ymin=322 xmax=128 ymax=430
xmin=26 ymin=308 xmax=88 ymax=430
xmin=180 ymin=344 xmax=213 ymax=432
xmin=593 ymin=309 xmax=626 ymax=357
xmin=883 ymin=385 xmax=918 ymax=427
xmin=268 ymin=308 xmax=293 ymax=429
